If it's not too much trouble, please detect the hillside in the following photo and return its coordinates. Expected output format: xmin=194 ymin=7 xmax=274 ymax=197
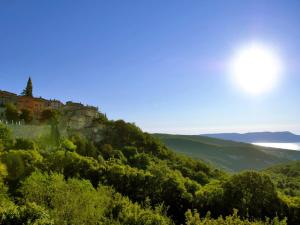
xmin=153 ymin=133 xmax=300 ymax=171
xmin=1 ymin=116 xmax=299 ymax=224
xmin=264 ymin=161 xmax=300 ymax=197
xmin=202 ymin=131 xmax=300 ymax=143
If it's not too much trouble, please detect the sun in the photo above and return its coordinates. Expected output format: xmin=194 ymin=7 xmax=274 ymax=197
xmin=230 ymin=43 xmax=283 ymax=95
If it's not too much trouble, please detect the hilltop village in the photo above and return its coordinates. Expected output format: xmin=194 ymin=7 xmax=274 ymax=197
xmin=0 ymin=78 xmax=105 ymax=142
xmin=0 ymin=77 xmax=99 ymax=124
xmin=0 ymin=90 xmax=63 ymax=120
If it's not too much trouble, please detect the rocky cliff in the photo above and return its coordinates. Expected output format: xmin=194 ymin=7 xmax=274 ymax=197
xmin=58 ymin=102 xmax=105 ymax=142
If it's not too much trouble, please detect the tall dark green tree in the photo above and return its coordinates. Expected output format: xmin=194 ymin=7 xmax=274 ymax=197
xmin=21 ymin=77 xmax=33 ymax=97
xmin=20 ymin=109 xmax=33 ymax=124
xmin=5 ymin=103 xmax=19 ymax=122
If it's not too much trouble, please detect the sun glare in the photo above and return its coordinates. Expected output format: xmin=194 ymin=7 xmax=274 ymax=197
xmin=230 ymin=43 xmax=283 ymax=95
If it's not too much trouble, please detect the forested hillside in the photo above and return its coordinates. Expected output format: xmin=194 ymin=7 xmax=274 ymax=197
xmin=264 ymin=161 xmax=300 ymax=197
xmin=0 ymin=115 xmax=299 ymax=224
xmin=154 ymin=133 xmax=300 ymax=171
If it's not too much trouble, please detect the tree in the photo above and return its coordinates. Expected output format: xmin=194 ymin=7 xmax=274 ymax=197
xmin=50 ymin=119 xmax=60 ymax=147
xmin=0 ymin=123 xmax=13 ymax=149
xmin=61 ymin=139 xmax=77 ymax=152
xmin=21 ymin=77 xmax=33 ymax=97
xmin=0 ymin=162 xmax=7 ymax=182
xmin=20 ymin=172 xmax=112 ymax=225
xmin=222 ymin=171 xmax=283 ymax=218
xmin=20 ymin=109 xmax=33 ymax=124
xmin=5 ymin=103 xmax=19 ymax=122
xmin=0 ymin=140 xmax=3 ymax=152
xmin=20 ymin=172 xmax=173 ymax=225
xmin=40 ymin=109 xmax=57 ymax=123
xmin=0 ymin=202 xmax=54 ymax=225
xmin=14 ymin=138 xmax=36 ymax=150
xmin=184 ymin=209 xmax=287 ymax=225
xmin=1 ymin=149 xmax=43 ymax=187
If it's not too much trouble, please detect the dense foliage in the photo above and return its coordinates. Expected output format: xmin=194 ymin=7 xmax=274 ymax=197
xmin=264 ymin=161 xmax=300 ymax=197
xmin=5 ymin=103 xmax=19 ymax=122
xmin=0 ymin=120 xmax=298 ymax=225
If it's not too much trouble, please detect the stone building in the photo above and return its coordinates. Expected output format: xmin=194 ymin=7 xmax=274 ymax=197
xmin=17 ymin=96 xmax=47 ymax=117
xmin=48 ymin=99 xmax=64 ymax=110
xmin=0 ymin=90 xmax=64 ymax=120
xmin=0 ymin=90 xmax=18 ymax=106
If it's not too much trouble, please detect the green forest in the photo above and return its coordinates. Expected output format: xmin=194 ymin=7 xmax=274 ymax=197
xmin=0 ymin=114 xmax=300 ymax=225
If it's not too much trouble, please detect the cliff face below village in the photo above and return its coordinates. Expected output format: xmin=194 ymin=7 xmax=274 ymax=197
xmin=58 ymin=102 xmax=105 ymax=142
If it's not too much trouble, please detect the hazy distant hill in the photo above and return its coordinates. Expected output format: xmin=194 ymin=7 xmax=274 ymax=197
xmin=202 ymin=131 xmax=300 ymax=143
xmin=153 ymin=133 xmax=300 ymax=172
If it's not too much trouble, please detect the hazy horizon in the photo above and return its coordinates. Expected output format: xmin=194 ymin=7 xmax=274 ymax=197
xmin=147 ymin=127 xmax=300 ymax=136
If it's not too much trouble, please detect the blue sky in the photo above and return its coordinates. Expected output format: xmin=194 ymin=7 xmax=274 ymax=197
xmin=1 ymin=0 xmax=300 ymax=134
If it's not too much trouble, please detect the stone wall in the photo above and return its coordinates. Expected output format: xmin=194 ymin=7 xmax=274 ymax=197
xmin=7 ymin=124 xmax=51 ymax=139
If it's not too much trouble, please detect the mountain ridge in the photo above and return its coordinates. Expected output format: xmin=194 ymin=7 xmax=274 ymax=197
xmin=201 ymin=131 xmax=300 ymax=143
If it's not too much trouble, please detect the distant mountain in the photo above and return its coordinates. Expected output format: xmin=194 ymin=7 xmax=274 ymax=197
xmin=202 ymin=131 xmax=300 ymax=143
xmin=153 ymin=133 xmax=300 ymax=172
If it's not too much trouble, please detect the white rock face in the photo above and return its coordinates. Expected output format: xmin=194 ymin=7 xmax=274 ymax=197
xmin=58 ymin=103 xmax=104 ymax=142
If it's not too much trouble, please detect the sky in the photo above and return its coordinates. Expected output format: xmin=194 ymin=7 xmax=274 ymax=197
xmin=1 ymin=0 xmax=300 ymax=134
